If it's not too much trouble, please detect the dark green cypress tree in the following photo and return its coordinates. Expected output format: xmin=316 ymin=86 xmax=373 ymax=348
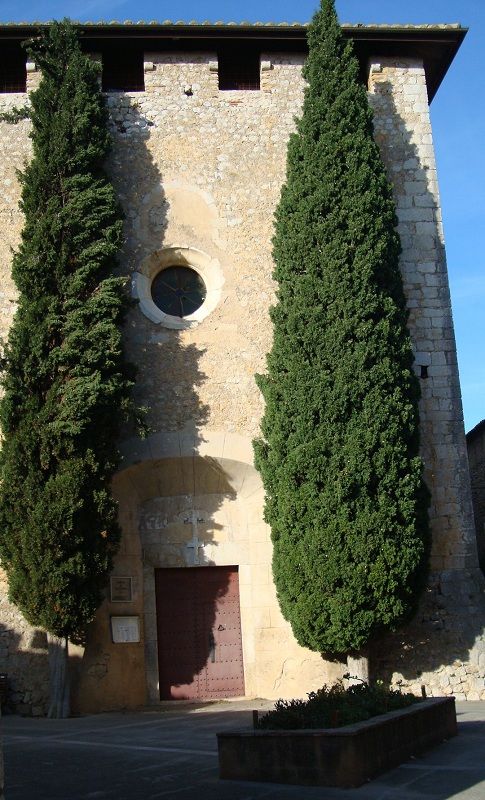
xmin=0 ymin=22 xmax=135 ymax=716
xmin=254 ymin=0 xmax=430 ymax=660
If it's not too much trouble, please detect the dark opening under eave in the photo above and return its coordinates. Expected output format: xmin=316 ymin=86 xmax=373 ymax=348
xmin=0 ymin=22 xmax=467 ymax=102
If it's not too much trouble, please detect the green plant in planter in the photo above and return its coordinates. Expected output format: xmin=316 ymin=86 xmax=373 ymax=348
xmin=257 ymin=678 xmax=421 ymax=730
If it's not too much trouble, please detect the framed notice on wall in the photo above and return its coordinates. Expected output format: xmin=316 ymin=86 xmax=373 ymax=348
xmin=110 ymin=576 xmax=133 ymax=603
xmin=111 ymin=616 xmax=140 ymax=643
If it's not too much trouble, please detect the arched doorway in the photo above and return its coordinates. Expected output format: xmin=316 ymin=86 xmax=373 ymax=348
xmin=103 ymin=429 xmax=331 ymax=709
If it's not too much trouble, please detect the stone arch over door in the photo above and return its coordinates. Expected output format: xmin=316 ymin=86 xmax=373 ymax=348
xmin=113 ymin=430 xmax=265 ymax=702
xmin=111 ymin=429 xmax=335 ymax=704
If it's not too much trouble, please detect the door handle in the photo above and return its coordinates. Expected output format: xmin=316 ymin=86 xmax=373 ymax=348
xmin=209 ymin=630 xmax=215 ymax=662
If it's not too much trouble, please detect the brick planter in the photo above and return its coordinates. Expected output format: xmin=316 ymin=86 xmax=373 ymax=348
xmin=217 ymin=697 xmax=457 ymax=788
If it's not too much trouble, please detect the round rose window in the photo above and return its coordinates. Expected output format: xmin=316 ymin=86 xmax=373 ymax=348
xmin=151 ymin=266 xmax=207 ymax=318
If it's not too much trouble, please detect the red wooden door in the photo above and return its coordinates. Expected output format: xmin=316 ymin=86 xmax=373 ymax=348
xmin=155 ymin=566 xmax=245 ymax=700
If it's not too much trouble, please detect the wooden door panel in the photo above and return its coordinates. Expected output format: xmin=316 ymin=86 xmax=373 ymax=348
xmin=155 ymin=566 xmax=244 ymax=700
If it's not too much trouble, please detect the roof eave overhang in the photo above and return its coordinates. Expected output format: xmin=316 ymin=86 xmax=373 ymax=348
xmin=346 ymin=26 xmax=467 ymax=102
xmin=0 ymin=23 xmax=467 ymax=102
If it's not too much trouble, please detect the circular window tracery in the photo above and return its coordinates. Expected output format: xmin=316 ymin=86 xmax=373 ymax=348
xmin=151 ymin=266 xmax=207 ymax=318
xmin=132 ymin=246 xmax=223 ymax=330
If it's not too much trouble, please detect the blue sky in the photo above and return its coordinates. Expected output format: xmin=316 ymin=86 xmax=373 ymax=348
xmin=1 ymin=0 xmax=483 ymax=432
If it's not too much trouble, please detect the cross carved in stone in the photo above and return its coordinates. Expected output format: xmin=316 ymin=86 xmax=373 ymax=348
xmin=184 ymin=511 xmax=205 ymax=566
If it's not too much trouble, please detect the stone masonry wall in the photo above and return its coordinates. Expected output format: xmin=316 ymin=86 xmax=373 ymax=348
xmin=106 ymin=51 xmax=305 ymax=439
xmin=369 ymin=58 xmax=485 ymax=700
xmin=467 ymin=421 xmax=485 ymax=573
xmin=0 ymin=571 xmax=49 ymax=715
xmin=1 ymin=44 xmax=484 ymax=710
xmin=0 ymin=100 xmax=43 ymax=715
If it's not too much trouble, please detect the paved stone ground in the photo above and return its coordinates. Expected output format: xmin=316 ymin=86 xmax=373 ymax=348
xmin=1 ymin=700 xmax=485 ymax=799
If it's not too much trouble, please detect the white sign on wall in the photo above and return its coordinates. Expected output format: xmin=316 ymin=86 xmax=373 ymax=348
xmin=111 ymin=616 xmax=140 ymax=643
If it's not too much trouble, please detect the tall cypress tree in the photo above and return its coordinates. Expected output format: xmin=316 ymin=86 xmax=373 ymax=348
xmin=0 ymin=22 xmax=135 ymax=717
xmin=254 ymin=0 xmax=430 ymax=665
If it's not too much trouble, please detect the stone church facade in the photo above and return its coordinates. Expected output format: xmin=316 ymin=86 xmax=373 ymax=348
xmin=1 ymin=21 xmax=484 ymax=716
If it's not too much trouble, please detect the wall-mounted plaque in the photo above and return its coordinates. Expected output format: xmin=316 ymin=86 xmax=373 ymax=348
xmin=111 ymin=616 xmax=140 ymax=643
xmin=110 ymin=576 xmax=133 ymax=603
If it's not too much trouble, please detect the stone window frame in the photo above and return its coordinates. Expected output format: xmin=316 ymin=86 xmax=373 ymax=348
xmin=132 ymin=245 xmax=224 ymax=329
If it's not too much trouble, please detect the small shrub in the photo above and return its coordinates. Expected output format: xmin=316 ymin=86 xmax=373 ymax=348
xmin=0 ymin=105 xmax=30 ymax=124
xmin=257 ymin=678 xmax=421 ymax=730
